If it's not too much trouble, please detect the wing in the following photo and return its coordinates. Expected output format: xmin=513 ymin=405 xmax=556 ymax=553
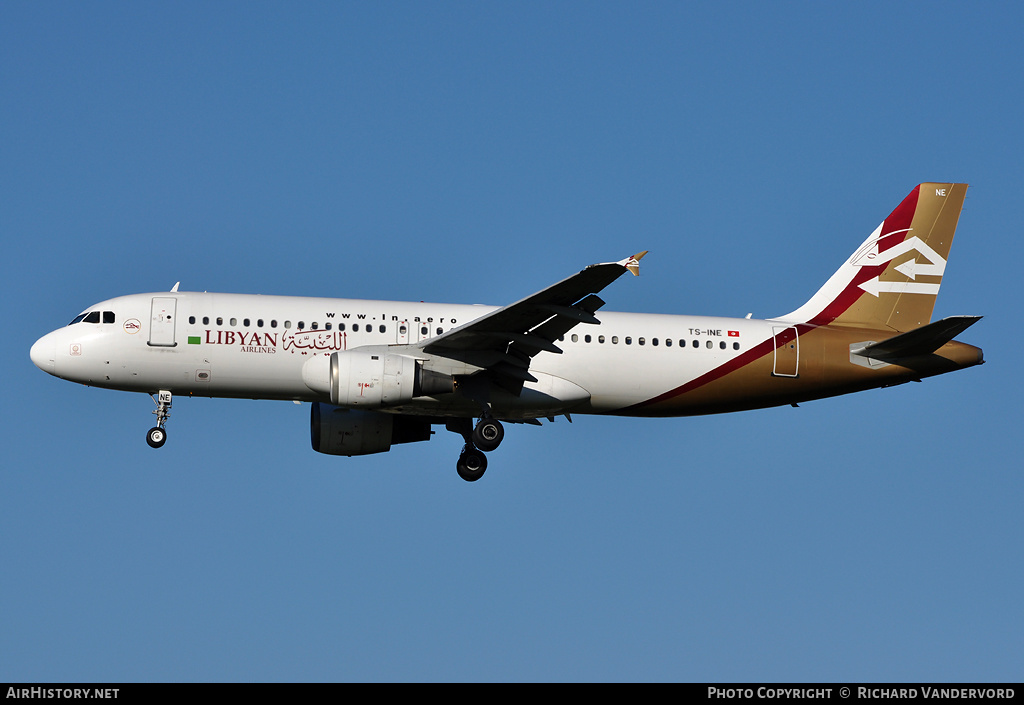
xmin=419 ymin=251 xmax=647 ymax=394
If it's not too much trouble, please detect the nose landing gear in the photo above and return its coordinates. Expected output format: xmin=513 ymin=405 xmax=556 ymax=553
xmin=146 ymin=390 xmax=172 ymax=448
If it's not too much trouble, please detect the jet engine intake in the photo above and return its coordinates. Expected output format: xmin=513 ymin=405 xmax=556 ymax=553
xmin=302 ymin=348 xmax=454 ymax=408
xmin=310 ymin=403 xmax=432 ymax=456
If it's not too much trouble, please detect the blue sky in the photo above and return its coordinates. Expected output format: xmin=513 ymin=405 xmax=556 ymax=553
xmin=2 ymin=2 xmax=1020 ymax=682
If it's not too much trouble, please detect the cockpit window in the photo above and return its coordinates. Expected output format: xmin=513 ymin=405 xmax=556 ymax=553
xmin=68 ymin=310 xmax=114 ymax=325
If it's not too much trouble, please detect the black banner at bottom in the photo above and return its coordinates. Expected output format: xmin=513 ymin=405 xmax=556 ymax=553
xmin=1 ymin=683 xmax=1021 ymax=699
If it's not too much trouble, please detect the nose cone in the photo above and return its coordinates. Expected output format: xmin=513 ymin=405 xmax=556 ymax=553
xmin=30 ymin=333 xmax=57 ymax=375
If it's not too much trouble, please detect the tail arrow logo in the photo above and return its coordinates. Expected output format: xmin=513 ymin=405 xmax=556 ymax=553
xmin=854 ymin=235 xmax=947 ymax=298
xmin=858 ymin=279 xmax=942 ymax=298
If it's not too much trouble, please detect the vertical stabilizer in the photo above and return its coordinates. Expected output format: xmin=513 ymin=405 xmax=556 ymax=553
xmin=779 ymin=183 xmax=968 ymax=332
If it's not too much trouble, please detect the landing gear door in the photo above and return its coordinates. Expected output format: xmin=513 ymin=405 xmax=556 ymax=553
xmin=772 ymin=325 xmax=798 ymax=377
xmin=149 ymin=297 xmax=178 ymax=347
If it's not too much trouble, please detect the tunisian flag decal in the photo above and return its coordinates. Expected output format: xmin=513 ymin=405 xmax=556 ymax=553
xmin=728 ymin=330 xmax=740 ymax=337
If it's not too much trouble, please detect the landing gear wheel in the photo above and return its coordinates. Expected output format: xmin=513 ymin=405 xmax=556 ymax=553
xmin=472 ymin=418 xmax=504 ymax=452
xmin=457 ymin=445 xmax=488 ymax=482
xmin=146 ymin=426 xmax=167 ymax=449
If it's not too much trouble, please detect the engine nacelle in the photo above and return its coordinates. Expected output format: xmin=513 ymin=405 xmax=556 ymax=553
xmin=302 ymin=347 xmax=454 ymax=408
xmin=310 ymin=403 xmax=432 ymax=456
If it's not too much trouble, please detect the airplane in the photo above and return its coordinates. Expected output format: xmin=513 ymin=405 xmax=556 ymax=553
xmin=30 ymin=183 xmax=983 ymax=481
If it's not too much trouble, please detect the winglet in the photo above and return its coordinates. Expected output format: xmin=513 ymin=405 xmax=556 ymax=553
xmin=620 ymin=251 xmax=648 ymax=276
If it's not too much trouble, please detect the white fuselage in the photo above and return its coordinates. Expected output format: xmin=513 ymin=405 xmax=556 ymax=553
xmin=31 ymin=288 xmax=982 ymax=425
xmin=31 ymin=291 xmax=771 ymax=418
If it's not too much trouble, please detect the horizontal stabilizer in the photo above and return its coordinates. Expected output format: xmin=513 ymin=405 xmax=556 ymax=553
xmin=854 ymin=315 xmax=982 ymax=359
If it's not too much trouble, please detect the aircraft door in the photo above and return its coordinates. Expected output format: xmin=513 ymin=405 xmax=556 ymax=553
xmin=772 ymin=326 xmax=798 ymax=377
xmin=396 ymin=320 xmax=409 ymax=344
xmin=149 ymin=297 xmax=178 ymax=347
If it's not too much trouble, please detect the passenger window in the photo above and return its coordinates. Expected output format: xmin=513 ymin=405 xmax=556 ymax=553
xmin=189 ymin=316 xmax=196 ymax=325
xmin=436 ymin=327 xmax=443 ymax=335
xmin=325 ymin=322 xmax=332 ymax=331
xmin=338 ymin=323 xmax=346 ymax=331
xmin=625 ymin=337 xmax=632 ymax=345
xmin=571 ymin=334 xmax=578 ymax=343
xmin=353 ymin=324 xmax=359 ymax=332
xmin=230 ymin=318 xmax=237 ymax=327
xmin=679 ymin=339 xmax=685 ymax=347
xmin=612 ymin=336 xmax=618 ymax=344
xmin=257 ymin=319 xmax=264 ymax=327
xmin=706 ymin=340 xmax=713 ymax=349
xmin=381 ymin=325 xmax=387 ymax=334
xmin=216 ymin=317 xmax=223 ymax=326
xmin=598 ymin=335 xmax=605 ymax=344
xmin=665 ymin=338 xmax=671 ymax=347
xmin=692 ymin=340 xmax=699 ymax=348
xmin=270 ymin=320 xmax=278 ymax=328
xmin=585 ymin=334 xmax=592 ymax=343
xmin=733 ymin=342 xmax=740 ymax=350
xmin=720 ymin=341 xmax=726 ymax=350
xmin=652 ymin=338 xmax=659 ymax=346
xmin=203 ymin=317 xmax=210 ymax=325
xmin=284 ymin=321 xmax=291 ymax=329
xmin=311 ymin=322 xmax=318 ymax=330
xmin=400 ymin=325 xmax=407 ymax=335
xmin=244 ymin=318 xmax=250 ymax=327
xmin=297 ymin=321 xmax=305 ymax=330
xmin=639 ymin=337 xmax=646 ymax=346
xmin=420 ymin=326 xmax=428 ymax=336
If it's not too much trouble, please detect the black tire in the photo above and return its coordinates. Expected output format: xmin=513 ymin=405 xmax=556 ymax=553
xmin=146 ymin=427 xmax=167 ymax=449
xmin=456 ymin=446 xmax=488 ymax=482
xmin=472 ymin=418 xmax=504 ymax=452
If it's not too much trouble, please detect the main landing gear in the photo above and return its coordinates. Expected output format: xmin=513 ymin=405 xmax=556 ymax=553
xmin=146 ymin=390 xmax=172 ymax=449
xmin=472 ymin=417 xmax=504 ymax=452
xmin=450 ymin=416 xmax=505 ymax=482
xmin=457 ymin=445 xmax=488 ymax=482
